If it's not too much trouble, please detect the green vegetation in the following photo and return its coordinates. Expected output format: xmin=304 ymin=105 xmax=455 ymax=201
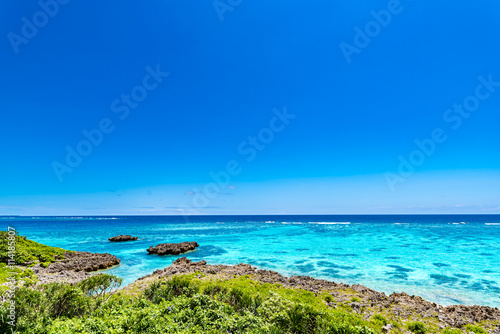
xmin=442 ymin=328 xmax=462 ymax=334
xmin=407 ymin=321 xmax=426 ymax=334
xmin=0 ymin=231 xmax=70 ymax=266
xmin=464 ymin=324 xmax=487 ymax=334
xmin=1 ymin=274 xmax=382 ymax=334
xmin=78 ymin=274 xmax=123 ymax=302
xmin=370 ymin=314 xmax=388 ymax=326
xmin=0 ymin=231 xmax=71 ymax=289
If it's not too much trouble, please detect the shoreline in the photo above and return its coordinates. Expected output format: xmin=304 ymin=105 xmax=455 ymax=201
xmin=122 ymin=257 xmax=500 ymax=332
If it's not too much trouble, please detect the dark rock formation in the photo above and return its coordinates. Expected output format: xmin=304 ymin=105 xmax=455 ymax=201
xmin=31 ymin=251 xmax=121 ymax=285
xmin=109 ymin=235 xmax=138 ymax=242
xmin=146 ymin=242 xmax=199 ymax=255
xmin=40 ymin=251 xmax=120 ymax=273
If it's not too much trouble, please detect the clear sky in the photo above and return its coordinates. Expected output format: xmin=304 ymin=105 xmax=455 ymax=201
xmin=1 ymin=0 xmax=499 ymax=215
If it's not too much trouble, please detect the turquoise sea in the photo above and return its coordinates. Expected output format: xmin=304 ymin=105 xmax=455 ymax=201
xmin=3 ymin=215 xmax=500 ymax=307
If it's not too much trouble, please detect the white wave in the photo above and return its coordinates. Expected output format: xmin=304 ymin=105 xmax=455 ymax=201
xmin=394 ymin=223 xmax=409 ymax=225
xmin=309 ymin=222 xmax=350 ymax=225
xmin=485 ymin=223 xmax=500 ymax=225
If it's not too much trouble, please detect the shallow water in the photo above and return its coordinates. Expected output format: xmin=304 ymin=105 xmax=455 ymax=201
xmin=3 ymin=215 xmax=500 ymax=307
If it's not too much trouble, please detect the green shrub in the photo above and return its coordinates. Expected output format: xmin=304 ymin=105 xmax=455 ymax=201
xmin=407 ymin=321 xmax=426 ymax=334
xmin=45 ymin=283 xmax=93 ymax=318
xmin=465 ymin=324 xmax=487 ymax=334
xmin=143 ymin=276 xmax=198 ymax=304
xmin=203 ymin=282 xmax=229 ymax=297
xmin=443 ymin=328 xmax=463 ymax=334
xmin=371 ymin=314 xmax=388 ymax=326
xmin=143 ymin=281 xmax=173 ymax=303
xmin=324 ymin=294 xmax=334 ymax=303
xmin=285 ymin=304 xmax=320 ymax=333
xmin=78 ymin=273 xmax=122 ymax=301
xmin=167 ymin=275 xmax=198 ymax=297
xmin=227 ymin=287 xmax=255 ymax=311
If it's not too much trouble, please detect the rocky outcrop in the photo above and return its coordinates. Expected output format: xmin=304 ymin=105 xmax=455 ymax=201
xmin=109 ymin=235 xmax=138 ymax=242
xmin=146 ymin=242 xmax=199 ymax=255
xmin=32 ymin=251 xmax=120 ymax=285
xmin=133 ymin=257 xmax=500 ymax=331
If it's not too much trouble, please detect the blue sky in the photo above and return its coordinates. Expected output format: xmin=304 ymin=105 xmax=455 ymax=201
xmin=1 ymin=0 xmax=499 ymax=215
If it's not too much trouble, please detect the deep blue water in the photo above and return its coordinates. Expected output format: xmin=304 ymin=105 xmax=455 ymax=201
xmin=3 ymin=215 xmax=500 ymax=307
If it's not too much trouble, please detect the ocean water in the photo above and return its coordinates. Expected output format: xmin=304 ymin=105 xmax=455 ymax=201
xmin=3 ymin=215 xmax=500 ymax=307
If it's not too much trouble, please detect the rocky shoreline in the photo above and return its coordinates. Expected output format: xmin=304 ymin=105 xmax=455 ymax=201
xmin=130 ymin=257 xmax=500 ymax=333
xmin=31 ymin=251 xmax=120 ymax=285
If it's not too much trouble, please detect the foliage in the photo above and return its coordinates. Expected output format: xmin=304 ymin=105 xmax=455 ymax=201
xmin=143 ymin=276 xmax=198 ymax=303
xmin=2 ymin=273 xmax=382 ymax=334
xmin=371 ymin=314 xmax=388 ymax=326
xmin=78 ymin=273 xmax=123 ymax=302
xmin=0 ymin=263 xmax=38 ymax=288
xmin=0 ymin=231 xmax=69 ymax=267
xmin=407 ymin=321 xmax=426 ymax=334
xmin=465 ymin=324 xmax=487 ymax=334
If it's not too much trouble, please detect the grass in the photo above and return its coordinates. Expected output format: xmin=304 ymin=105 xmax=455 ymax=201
xmin=464 ymin=324 xmax=487 ymax=334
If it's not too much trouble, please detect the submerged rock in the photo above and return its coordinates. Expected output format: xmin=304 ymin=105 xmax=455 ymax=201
xmin=109 ymin=235 xmax=138 ymax=242
xmin=146 ymin=242 xmax=199 ymax=255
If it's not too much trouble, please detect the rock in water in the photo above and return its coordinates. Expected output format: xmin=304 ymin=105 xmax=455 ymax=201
xmin=109 ymin=235 xmax=138 ymax=242
xmin=147 ymin=242 xmax=199 ymax=255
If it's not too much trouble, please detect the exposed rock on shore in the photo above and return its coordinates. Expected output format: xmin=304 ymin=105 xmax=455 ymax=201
xmin=32 ymin=251 xmax=120 ymax=285
xmin=132 ymin=257 xmax=500 ymax=333
xmin=146 ymin=242 xmax=199 ymax=255
xmin=109 ymin=235 xmax=138 ymax=242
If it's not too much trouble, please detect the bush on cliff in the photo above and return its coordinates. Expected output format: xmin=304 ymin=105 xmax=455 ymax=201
xmin=0 ymin=231 xmax=69 ymax=266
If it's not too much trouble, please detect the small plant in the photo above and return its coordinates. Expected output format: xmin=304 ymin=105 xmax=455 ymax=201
xmin=371 ymin=314 xmax=388 ymax=326
xmin=350 ymin=297 xmax=361 ymax=303
xmin=324 ymin=294 xmax=334 ymax=303
xmin=166 ymin=276 xmax=198 ymax=297
xmin=45 ymin=283 xmax=93 ymax=318
xmin=465 ymin=324 xmax=487 ymax=334
xmin=227 ymin=287 xmax=254 ymax=311
xmin=407 ymin=321 xmax=426 ymax=334
xmin=443 ymin=328 xmax=463 ymax=334
xmin=143 ymin=276 xmax=198 ymax=304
